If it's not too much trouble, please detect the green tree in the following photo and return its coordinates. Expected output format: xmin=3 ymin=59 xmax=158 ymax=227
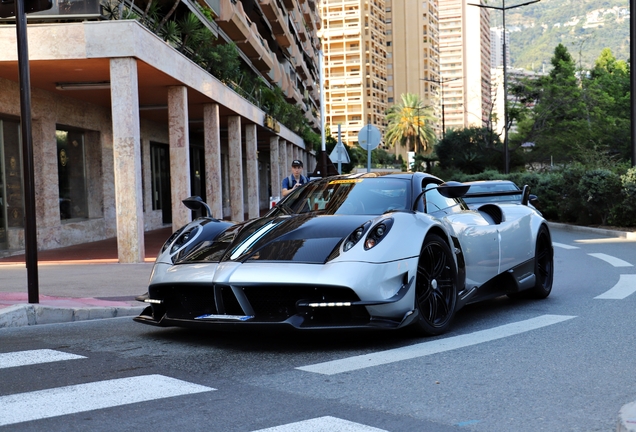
xmin=434 ymin=127 xmax=503 ymax=174
xmin=512 ymin=45 xmax=632 ymax=166
xmin=513 ymin=44 xmax=590 ymax=165
xmin=586 ymin=48 xmax=631 ymax=160
xmin=385 ymin=93 xmax=436 ymax=155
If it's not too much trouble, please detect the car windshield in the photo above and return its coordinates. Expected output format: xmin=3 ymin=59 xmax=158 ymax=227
xmin=277 ymin=177 xmax=410 ymax=215
xmin=463 ymin=182 xmax=521 ymax=204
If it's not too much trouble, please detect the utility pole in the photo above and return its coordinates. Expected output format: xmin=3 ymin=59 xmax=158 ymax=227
xmin=421 ymin=77 xmax=462 ymax=139
xmin=1 ymin=0 xmax=53 ymax=303
xmin=629 ymin=0 xmax=636 ymax=167
xmin=469 ymin=0 xmax=541 ymax=174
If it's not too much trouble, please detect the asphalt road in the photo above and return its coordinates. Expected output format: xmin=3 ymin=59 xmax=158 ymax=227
xmin=1 ymin=226 xmax=635 ymax=431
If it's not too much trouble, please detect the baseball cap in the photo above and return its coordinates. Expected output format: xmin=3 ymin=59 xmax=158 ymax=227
xmin=292 ymin=159 xmax=303 ymax=167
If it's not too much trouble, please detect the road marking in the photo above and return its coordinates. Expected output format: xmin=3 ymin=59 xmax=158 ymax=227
xmin=297 ymin=315 xmax=576 ymax=375
xmin=253 ymin=416 xmax=387 ymax=432
xmin=0 ymin=374 xmax=214 ymax=426
xmin=588 ymin=253 xmax=633 ymax=267
xmin=552 ymin=242 xmax=579 ymax=250
xmin=0 ymin=349 xmax=86 ymax=370
xmin=595 ymin=275 xmax=636 ymax=299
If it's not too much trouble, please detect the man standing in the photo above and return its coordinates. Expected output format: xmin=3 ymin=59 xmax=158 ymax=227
xmin=281 ymin=159 xmax=308 ymax=197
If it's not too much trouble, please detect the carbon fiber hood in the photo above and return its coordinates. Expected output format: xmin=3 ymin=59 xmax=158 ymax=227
xmin=175 ymin=214 xmax=372 ymax=264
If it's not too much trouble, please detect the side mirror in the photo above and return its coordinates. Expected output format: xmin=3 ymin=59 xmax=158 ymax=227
xmin=182 ymin=196 xmax=212 ymax=218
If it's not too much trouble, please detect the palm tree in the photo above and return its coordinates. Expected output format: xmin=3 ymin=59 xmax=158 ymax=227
xmin=385 ymin=93 xmax=436 ymax=155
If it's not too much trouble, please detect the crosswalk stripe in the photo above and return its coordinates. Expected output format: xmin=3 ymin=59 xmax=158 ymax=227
xmin=0 ymin=374 xmax=214 ymax=426
xmin=595 ymin=275 xmax=636 ymax=299
xmin=552 ymin=242 xmax=579 ymax=250
xmin=0 ymin=349 xmax=86 ymax=369
xmin=252 ymin=416 xmax=388 ymax=432
xmin=297 ymin=315 xmax=576 ymax=375
xmin=588 ymin=253 xmax=633 ymax=267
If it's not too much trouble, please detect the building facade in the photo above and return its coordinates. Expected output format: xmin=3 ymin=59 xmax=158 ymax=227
xmin=0 ymin=0 xmax=321 ymax=261
xmin=319 ymin=0 xmax=388 ymax=147
xmin=386 ymin=0 xmax=441 ymax=159
xmin=490 ymin=27 xmax=510 ymax=69
xmin=438 ymin=0 xmax=491 ymax=132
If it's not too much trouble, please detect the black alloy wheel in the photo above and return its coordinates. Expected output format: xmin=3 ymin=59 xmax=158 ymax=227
xmin=413 ymin=234 xmax=458 ymax=336
xmin=529 ymin=225 xmax=554 ymax=299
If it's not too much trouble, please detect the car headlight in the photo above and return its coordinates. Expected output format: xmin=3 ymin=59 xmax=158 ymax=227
xmin=364 ymin=218 xmax=394 ymax=250
xmin=343 ymin=222 xmax=371 ymax=252
xmin=169 ymin=225 xmax=201 ymax=255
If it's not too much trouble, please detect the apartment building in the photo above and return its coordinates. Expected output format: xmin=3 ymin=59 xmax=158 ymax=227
xmin=319 ymin=0 xmax=388 ymax=147
xmin=386 ymin=0 xmax=441 ymax=159
xmin=438 ymin=0 xmax=491 ymax=132
xmin=490 ymin=27 xmax=510 ymax=69
xmin=0 ymin=0 xmax=321 ymax=261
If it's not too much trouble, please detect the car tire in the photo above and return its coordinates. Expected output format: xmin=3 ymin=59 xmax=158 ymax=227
xmin=412 ymin=233 xmax=458 ymax=336
xmin=527 ymin=225 xmax=554 ymax=299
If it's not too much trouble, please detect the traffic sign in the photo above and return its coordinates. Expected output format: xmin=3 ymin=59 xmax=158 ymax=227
xmin=329 ymin=142 xmax=350 ymax=164
xmin=357 ymin=124 xmax=381 ymax=151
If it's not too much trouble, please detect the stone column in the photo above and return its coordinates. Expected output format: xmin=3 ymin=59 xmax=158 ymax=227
xmin=280 ymin=139 xmax=288 ymax=186
xmin=286 ymin=142 xmax=293 ymax=175
xmin=110 ymin=57 xmax=145 ymax=263
xmin=228 ymin=116 xmax=243 ymax=221
xmin=141 ymin=138 xmax=152 ymax=224
xmin=204 ymin=104 xmax=222 ymax=219
xmin=269 ymin=136 xmax=280 ymax=201
xmin=168 ymin=86 xmax=191 ymax=231
xmin=245 ymin=124 xmax=259 ymax=219
xmin=31 ymin=114 xmax=58 ymax=230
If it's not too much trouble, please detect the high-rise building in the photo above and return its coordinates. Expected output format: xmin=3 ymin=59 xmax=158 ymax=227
xmin=386 ymin=0 xmax=441 ymax=159
xmin=490 ymin=27 xmax=511 ymax=69
xmin=438 ymin=0 xmax=492 ymax=132
xmin=320 ymin=0 xmax=388 ymax=146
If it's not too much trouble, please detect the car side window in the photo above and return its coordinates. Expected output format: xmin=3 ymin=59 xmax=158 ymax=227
xmin=424 ymin=184 xmax=457 ymax=214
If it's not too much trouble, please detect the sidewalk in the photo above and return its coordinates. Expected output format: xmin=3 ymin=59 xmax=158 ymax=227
xmin=0 ymin=227 xmax=171 ymax=328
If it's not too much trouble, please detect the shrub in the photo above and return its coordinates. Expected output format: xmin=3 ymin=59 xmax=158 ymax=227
xmin=576 ymin=169 xmax=622 ymax=225
xmin=611 ymin=167 xmax=636 ymax=227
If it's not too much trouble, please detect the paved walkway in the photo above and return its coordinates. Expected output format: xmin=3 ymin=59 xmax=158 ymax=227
xmin=0 ymin=227 xmax=171 ymax=327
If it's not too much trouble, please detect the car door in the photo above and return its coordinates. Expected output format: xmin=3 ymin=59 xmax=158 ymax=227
xmin=424 ymin=184 xmax=501 ymax=287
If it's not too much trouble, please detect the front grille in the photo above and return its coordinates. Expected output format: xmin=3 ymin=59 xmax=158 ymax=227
xmin=240 ymin=284 xmax=369 ymax=326
xmin=149 ymin=283 xmax=216 ymax=320
xmin=149 ymin=283 xmax=371 ymax=326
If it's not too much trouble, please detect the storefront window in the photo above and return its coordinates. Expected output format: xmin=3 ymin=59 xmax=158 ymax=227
xmin=150 ymin=142 xmax=171 ymax=224
xmin=56 ymin=128 xmax=88 ymax=220
xmin=0 ymin=118 xmax=24 ymax=248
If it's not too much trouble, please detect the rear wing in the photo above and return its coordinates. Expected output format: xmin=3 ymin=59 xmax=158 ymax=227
xmin=464 ymin=185 xmax=533 ymax=206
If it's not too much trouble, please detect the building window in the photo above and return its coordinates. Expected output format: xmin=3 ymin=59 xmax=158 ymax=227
xmin=150 ymin=142 xmax=172 ymax=224
xmin=56 ymin=128 xmax=88 ymax=220
xmin=0 ymin=117 xmax=24 ymax=248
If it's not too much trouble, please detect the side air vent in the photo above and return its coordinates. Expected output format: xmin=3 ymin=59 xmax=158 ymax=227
xmin=478 ymin=204 xmax=504 ymax=225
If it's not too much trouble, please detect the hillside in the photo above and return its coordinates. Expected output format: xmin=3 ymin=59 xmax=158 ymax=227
xmin=489 ymin=0 xmax=630 ymax=71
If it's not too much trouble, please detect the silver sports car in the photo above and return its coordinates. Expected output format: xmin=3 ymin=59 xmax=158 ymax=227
xmin=134 ymin=172 xmax=554 ymax=336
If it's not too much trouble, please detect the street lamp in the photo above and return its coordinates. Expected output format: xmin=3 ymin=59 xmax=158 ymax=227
xmin=469 ymin=0 xmax=541 ymax=174
xmin=421 ymin=77 xmax=461 ymax=139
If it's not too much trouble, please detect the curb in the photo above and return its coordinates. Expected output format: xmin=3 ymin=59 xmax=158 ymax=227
xmin=0 ymin=304 xmax=144 ymax=328
xmin=547 ymin=222 xmax=636 ymax=239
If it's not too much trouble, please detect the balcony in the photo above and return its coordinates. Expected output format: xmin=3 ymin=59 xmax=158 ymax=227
xmin=217 ymin=0 xmax=274 ymax=74
xmin=258 ymin=0 xmax=293 ymax=47
xmin=31 ymin=0 xmax=101 ymax=17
